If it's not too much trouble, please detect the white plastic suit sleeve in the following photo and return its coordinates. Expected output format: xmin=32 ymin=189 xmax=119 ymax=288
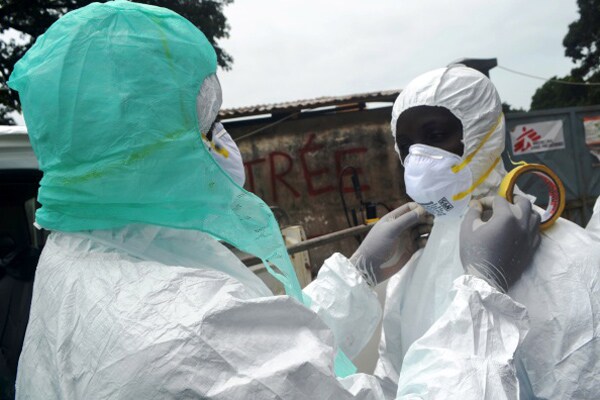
xmin=507 ymin=219 xmax=600 ymax=399
xmin=396 ymin=275 xmax=528 ymax=400
xmin=304 ymin=253 xmax=382 ymax=359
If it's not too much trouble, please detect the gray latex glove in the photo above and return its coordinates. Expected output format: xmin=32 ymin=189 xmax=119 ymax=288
xmin=350 ymin=202 xmax=432 ymax=287
xmin=460 ymin=195 xmax=541 ymax=292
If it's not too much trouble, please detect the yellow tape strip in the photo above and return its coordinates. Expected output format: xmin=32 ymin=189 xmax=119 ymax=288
xmin=498 ymin=163 xmax=565 ymax=230
xmin=202 ymin=134 xmax=230 ymax=158
xmin=213 ymin=143 xmax=230 ymax=158
xmin=451 ymin=114 xmax=503 ymax=173
xmin=452 ymin=156 xmax=501 ymax=201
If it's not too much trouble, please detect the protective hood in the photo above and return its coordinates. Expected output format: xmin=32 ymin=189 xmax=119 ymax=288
xmin=7 ymin=2 xmax=303 ymax=302
xmin=391 ymin=65 xmax=507 ymax=198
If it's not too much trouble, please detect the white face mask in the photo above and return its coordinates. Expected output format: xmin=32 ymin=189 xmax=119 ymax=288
xmin=203 ymin=122 xmax=246 ymax=187
xmin=403 ymin=144 xmax=472 ymax=218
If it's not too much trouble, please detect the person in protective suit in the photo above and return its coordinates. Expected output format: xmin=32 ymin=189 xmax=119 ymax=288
xmin=376 ymin=65 xmax=600 ymax=399
xmin=8 ymin=3 xmax=540 ymax=399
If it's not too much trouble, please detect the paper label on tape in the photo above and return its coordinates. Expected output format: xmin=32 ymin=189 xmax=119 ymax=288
xmin=510 ymin=120 xmax=565 ymax=155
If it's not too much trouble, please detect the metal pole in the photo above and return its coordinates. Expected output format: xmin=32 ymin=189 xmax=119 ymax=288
xmin=240 ymin=224 xmax=374 ymax=266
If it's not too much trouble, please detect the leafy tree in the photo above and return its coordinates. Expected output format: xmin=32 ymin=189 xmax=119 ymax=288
xmin=563 ymin=0 xmax=600 ymax=79
xmin=0 ymin=0 xmax=233 ymax=124
xmin=0 ymin=97 xmax=15 ymax=124
xmin=502 ymin=102 xmax=525 ymax=114
xmin=531 ymin=73 xmax=600 ymax=110
xmin=531 ymin=0 xmax=600 ymax=110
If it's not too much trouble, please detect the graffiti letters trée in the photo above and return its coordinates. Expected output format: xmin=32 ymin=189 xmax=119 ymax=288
xmin=243 ymin=133 xmax=370 ymax=202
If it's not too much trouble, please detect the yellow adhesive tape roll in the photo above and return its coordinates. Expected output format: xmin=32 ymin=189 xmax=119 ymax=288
xmin=498 ymin=163 xmax=565 ymax=230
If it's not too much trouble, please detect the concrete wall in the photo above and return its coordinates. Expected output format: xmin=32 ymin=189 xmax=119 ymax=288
xmin=225 ymin=107 xmax=408 ymax=273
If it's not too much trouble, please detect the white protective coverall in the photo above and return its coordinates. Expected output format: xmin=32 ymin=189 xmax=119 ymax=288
xmin=11 ymin=3 xmax=530 ymax=398
xmin=375 ymin=65 xmax=600 ymax=399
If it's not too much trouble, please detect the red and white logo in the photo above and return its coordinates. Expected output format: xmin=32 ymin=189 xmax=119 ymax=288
xmin=513 ymin=126 xmax=541 ymax=153
xmin=510 ymin=120 xmax=565 ymax=155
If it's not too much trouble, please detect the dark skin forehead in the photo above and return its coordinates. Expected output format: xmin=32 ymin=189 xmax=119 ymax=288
xmin=395 ymin=105 xmax=464 ymax=161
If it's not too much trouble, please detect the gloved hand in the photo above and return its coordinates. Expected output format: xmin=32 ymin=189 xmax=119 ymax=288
xmin=460 ymin=195 xmax=541 ymax=292
xmin=350 ymin=202 xmax=432 ymax=287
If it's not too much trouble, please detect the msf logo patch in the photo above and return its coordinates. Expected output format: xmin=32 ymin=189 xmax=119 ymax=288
xmin=514 ymin=126 xmax=542 ymax=153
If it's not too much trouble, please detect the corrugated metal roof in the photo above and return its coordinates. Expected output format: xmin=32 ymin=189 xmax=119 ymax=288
xmin=218 ymin=89 xmax=401 ymax=119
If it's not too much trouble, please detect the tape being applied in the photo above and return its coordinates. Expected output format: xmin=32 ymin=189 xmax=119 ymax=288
xmin=499 ymin=163 xmax=565 ymax=230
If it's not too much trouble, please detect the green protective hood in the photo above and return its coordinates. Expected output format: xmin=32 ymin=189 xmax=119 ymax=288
xmin=8 ymin=1 xmax=356 ymax=377
xmin=8 ymin=1 xmax=304 ymax=298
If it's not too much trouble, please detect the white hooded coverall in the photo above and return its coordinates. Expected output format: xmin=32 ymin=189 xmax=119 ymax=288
xmin=375 ymin=65 xmax=600 ymax=399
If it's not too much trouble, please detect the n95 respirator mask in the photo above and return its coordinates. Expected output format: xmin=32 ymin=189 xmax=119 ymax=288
xmin=403 ymin=144 xmax=472 ymax=217
xmin=203 ymin=122 xmax=246 ymax=187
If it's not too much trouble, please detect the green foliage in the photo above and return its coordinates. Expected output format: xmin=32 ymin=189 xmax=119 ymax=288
xmin=530 ymin=0 xmax=600 ymax=110
xmin=501 ymin=102 xmax=525 ymax=114
xmin=530 ymin=73 xmax=600 ymax=110
xmin=0 ymin=0 xmax=233 ymax=124
xmin=563 ymin=0 xmax=600 ymax=79
xmin=0 ymin=101 xmax=16 ymax=124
